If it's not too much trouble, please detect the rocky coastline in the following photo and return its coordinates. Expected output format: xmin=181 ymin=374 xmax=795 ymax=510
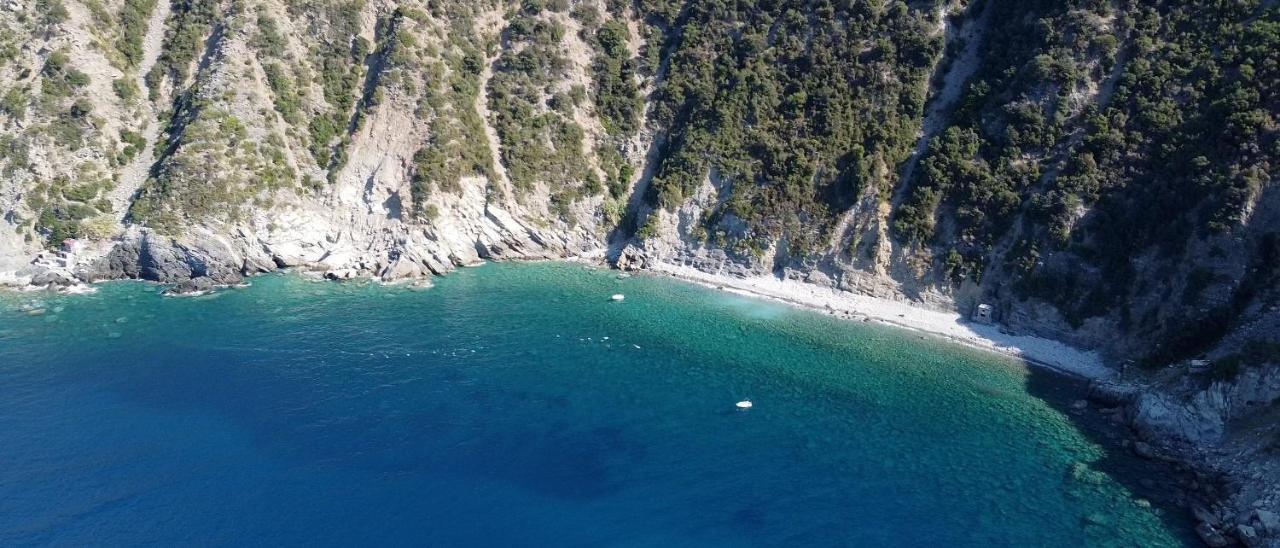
xmin=1 ymin=230 xmax=1275 ymax=546
xmin=0 ymin=0 xmax=1276 ymax=543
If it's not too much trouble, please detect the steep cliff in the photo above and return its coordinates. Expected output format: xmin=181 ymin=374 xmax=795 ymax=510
xmin=1 ymin=0 xmax=614 ymax=286
xmin=1 ymin=0 xmax=1278 ymax=543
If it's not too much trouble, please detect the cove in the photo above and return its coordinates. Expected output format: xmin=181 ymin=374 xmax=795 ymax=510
xmin=0 ymin=262 xmax=1193 ymax=546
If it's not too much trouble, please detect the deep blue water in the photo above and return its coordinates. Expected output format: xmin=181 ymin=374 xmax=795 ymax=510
xmin=0 ymin=263 xmax=1191 ymax=546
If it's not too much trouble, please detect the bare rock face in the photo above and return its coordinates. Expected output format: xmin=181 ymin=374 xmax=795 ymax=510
xmin=1117 ymin=360 xmax=1280 ymax=547
xmin=1132 ymin=367 xmax=1280 ymax=445
xmin=1087 ymin=381 xmax=1140 ymax=407
xmin=29 ymin=268 xmax=75 ymax=288
xmin=78 ymin=229 xmax=245 ymax=285
xmin=614 ymin=245 xmax=649 ymax=272
xmin=84 ymin=239 xmax=143 ymax=281
xmin=1133 ymin=391 xmax=1232 ymax=446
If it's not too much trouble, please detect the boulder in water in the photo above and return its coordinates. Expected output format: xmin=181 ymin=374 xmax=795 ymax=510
xmin=31 ymin=268 xmax=74 ymax=287
xmin=165 ymin=276 xmax=217 ymax=296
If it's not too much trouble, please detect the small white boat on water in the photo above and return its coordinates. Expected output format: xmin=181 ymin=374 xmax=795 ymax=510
xmin=610 ymin=294 xmax=625 ymax=301
xmin=736 ymin=400 xmax=753 ymax=409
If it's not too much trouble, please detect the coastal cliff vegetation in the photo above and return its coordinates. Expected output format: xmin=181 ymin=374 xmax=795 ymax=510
xmin=0 ymin=0 xmax=1276 ymax=408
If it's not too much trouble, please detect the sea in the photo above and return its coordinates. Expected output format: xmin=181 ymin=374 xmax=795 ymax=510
xmin=0 ymin=262 xmax=1193 ymax=546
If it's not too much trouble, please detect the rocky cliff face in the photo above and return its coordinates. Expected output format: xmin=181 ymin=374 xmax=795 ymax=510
xmin=2 ymin=0 xmax=612 ymax=288
xmin=1 ymin=0 xmax=1278 ymax=543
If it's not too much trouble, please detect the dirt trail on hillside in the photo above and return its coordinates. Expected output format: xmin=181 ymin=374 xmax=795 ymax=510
xmin=108 ymin=0 xmax=172 ymax=220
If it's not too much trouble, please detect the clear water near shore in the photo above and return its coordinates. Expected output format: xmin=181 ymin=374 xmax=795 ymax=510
xmin=0 ymin=263 xmax=1192 ymax=546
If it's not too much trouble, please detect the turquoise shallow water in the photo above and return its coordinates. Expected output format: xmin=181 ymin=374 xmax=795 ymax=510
xmin=0 ymin=263 xmax=1191 ymax=546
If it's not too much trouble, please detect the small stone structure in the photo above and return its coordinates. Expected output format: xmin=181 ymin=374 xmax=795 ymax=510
xmin=972 ymin=303 xmax=995 ymax=325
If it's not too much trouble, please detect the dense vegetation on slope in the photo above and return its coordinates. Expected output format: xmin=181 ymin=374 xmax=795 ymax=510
xmin=635 ymin=0 xmax=940 ymax=255
xmin=131 ymin=0 xmax=302 ymax=230
xmin=885 ymin=1 xmax=1280 ymax=359
xmin=4 ymin=10 xmax=115 ymax=244
xmin=896 ymin=0 xmax=1279 ymax=286
xmin=894 ymin=0 xmax=1124 ymax=277
xmin=579 ymin=3 xmax=640 ymax=208
xmin=118 ymin=0 xmax=640 ymax=226
xmin=488 ymin=6 xmax=592 ymax=197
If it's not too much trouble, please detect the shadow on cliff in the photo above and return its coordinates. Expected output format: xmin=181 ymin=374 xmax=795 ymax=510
xmin=1019 ymin=364 xmax=1202 ymax=543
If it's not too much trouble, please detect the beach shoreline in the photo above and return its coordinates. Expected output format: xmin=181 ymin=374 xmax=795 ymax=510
xmin=3 ymin=251 xmax=1112 ymax=380
xmin=641 ymin=261 xmax=1114 ymax=381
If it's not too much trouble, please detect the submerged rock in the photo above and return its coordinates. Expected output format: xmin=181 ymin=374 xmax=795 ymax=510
xmin=1197 ymin=523 xmax=1232 ymax=547
xmin=1069 ymin=462 xmax=1107 ymax=486
xmin=1235 ymin=524 xmax=1260 ymax=546
xmin=1133 ymin=441 xmax=1157 ymax=460
xmin=1083 ymin=512 xmax=1110 ymax=526
xmin=1254 ymin=510 xmax=1280 ymax=536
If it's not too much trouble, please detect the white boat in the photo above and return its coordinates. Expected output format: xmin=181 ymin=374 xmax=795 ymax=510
xmin=736 ymin=400 xmax=753 ymax=409
xmin=610 ymin=294 xmax=625 ymax=301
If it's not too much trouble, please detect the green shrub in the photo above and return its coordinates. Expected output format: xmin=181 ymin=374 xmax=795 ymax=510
xmin=146 ymin=0 xmax=219 ymax=99
xmin=120 ymin=129 xmax=147 ymax=161
xmin=117 ymin=0 xmax=159 ymax=67
xmin=112 ymin=78 xmax=139 ymax=102
xmin=0 ymin=87 xmax=25 ymax=118
xmin=37 ymin=0 xmax=69 ymax=27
